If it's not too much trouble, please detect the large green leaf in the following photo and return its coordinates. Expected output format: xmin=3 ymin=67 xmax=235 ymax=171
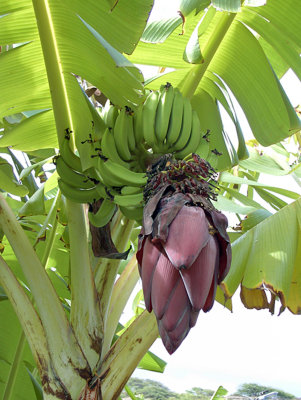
xmin=207 ymin=20 xmax=291 ymax=146
xmin=252 ymin=0 xmax=301 ymax=50
xmin=220 ymin=171 xmax=300 ymax=200
xmin=129 ymin=11 xmax=203 ymax=69
xmin=212 ymin=0 xmax=240 ymax=12
xmin=222 ymin=198 xmax=301 ymax=314
xmin=129 ymin=1 xmax=300 ymax=169
xmin=0 ymin=111 xmax=57 ymax=150
xmin=239 ymin=8 xmax=301 ymax=82
xmin=239 ymin=147 xmax=290 ymax=175
xmin=179 ymin=0 xmax=210 ymax=17
xmin=0 ymin=0 xmax=153 ymax=155
xmin=141 ymin=17 xmax=183 ymax=43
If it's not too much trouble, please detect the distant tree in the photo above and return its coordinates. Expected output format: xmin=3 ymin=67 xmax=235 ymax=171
xmin=125 ymin=377 xmax=178 ymax=399
xmin=124 ymin=378 xmax=216 ymax=400
xmin=178 ymin=387 xmax=215 ymax=399
xmin=187 ymin=388 xmax=215 ymax=397
xmin=233 ymin=383 xmax=295 ymax=400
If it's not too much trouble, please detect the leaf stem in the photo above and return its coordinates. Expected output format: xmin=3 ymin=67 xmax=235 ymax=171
xmin=67 ymin=200 xmax=104 ymax=369
xmin=40 ymin=190 xmax=60 ymax=267
xmin=31 ymin=0 xmax=73 ymax=147
xmin=94 ymin=218 xmax=135 ymax=358
xmin=101 ymin=254 xmax=140 ymax=358
xmin=0 ymin=193 xmax=88 ymax=396
xmin=99 ymin=311 xmax=158 ymax=400
xmin=181 ymin=11 xmax=236 ymax=99
xmin=2 ymin=331 xmax=26 ymax=400
xmin=0 ymin=255 xmax=63 ymax=396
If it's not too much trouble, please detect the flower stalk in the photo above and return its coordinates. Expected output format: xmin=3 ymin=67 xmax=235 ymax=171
xmin=181 ymin=10 xmax=236 ymax=99
xmin=68 ymin=200 xmax=104 ymax=370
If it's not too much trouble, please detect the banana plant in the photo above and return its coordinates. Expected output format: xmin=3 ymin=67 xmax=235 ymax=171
xmin=0 ymin=0 xmax=301 ymax=399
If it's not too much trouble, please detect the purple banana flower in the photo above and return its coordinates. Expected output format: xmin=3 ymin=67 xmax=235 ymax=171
xmin=136 ymin=155 xmax=231 ymax=354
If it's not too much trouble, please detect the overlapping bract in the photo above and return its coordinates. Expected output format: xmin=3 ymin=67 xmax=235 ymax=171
xmin=137 ymin=189 xmax=231 ymax=354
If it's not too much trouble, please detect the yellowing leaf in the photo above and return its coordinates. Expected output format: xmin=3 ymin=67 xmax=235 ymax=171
xmin=222 ymin=198 xmax=301 ymax=314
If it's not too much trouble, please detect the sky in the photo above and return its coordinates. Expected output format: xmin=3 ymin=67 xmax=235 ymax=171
xmin=125 ymin=0 xmax=301 ymax=397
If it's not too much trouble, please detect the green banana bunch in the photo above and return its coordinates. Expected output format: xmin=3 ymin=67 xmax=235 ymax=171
xmin=56 ymin=84 xmax=207 ymax=222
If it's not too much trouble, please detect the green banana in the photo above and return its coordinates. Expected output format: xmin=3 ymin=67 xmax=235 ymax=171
xmin=171 ymin=96 xmax=193 ymax=152
xmin=88 ymin=198 xmax=116 ymax=227
xmin=119 ymin=205 xmax=143 ymax=222
xmin=142 ymin=90 xmax=160 ymax=148
xmin=120 ymin=186 xmax=142 ymax=195
xmin=58 ymin=179 xmax=103 ymax=204
xmin=114 ymin=192 xmax=144 ymax=207
xmin=113 ymin=108 xmax=132 ymax=161
xmin=101 ymin=128 xmax=129 ymax=168
xmin=166 ymin=88 xmax=184 ymax=147
xmin=155 ymin=83 xmax=174 ymax=144
xmin=175 ymin=110 xmax=202 ymax=159
xmin=60 ymin=130 xmax=83 ymax=172
xmin=97 ymin=158 xmax=147 ymax=187
xmin=133 ymin=105 xmax=144 ymax=145
xmin=55 ymin=156 xmax=96 ymax=189
xmin=195 ymin=135 xmax=210 ymax=159
xmin=125 ymin=107 xmax=136 ymax=153
xmin=102 ymin=100 xmax=119 ymax=129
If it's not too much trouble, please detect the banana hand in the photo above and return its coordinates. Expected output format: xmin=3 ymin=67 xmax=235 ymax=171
xmin=119 ymin=205 xmax=143 ymax=223
xmin=114 ymin=192 xmax=144 ymax=207
xmin=97 ymin=158 xmax=147 ymax=187
xmin=58 ymin=179 xmax=104 ymax=204
xmin=55 ymin=156 xmax=97 ymax=190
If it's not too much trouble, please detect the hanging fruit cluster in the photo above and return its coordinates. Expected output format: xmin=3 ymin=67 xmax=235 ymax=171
xmin=56 ymin=83 xmax=210 ymax=225
xmin=55 ymin=83 xmax=231 ymax=354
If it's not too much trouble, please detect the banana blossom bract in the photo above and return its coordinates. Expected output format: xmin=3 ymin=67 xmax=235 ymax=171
xmin=137 ymin=187 xmax=231 ymax=354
